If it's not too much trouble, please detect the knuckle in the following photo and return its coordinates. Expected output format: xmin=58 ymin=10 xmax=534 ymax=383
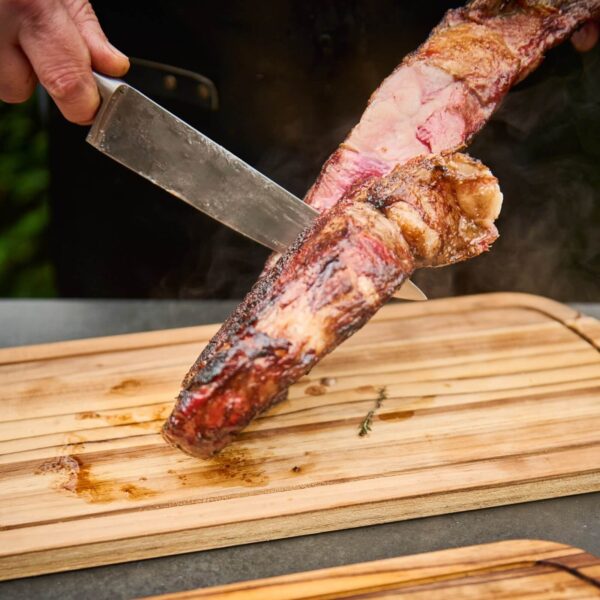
xmin=63 ymin=0 xmax=98 ymax=26
xmin=42 ymin=67 xmax=87 ymax=101
xmin=6 ymin=0 xmax=32 ymax=11
xmin=8 ymin=0 xmax=45 ymax=20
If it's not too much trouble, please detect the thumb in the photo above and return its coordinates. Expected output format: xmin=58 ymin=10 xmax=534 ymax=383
xmin=62 ymin=0 xmax=129 ymax=76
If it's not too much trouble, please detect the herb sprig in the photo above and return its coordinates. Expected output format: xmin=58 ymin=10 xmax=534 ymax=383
xmin=358 ymin=386 xmax=387 ymax=437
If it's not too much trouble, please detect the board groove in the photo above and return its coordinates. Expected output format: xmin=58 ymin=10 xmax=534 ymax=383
xmin=0 ymin=293 xmax=599 ymax=581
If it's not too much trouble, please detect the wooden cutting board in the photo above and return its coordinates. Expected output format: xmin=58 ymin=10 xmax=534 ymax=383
xmin=1 ymin=293 xmax=599 ymax=580
xmin=146 ymin=539 xmax=600 ymax=599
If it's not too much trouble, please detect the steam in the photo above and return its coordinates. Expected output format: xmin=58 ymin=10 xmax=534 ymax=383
xmin=164 ymin=118 xmax=355 ymax=299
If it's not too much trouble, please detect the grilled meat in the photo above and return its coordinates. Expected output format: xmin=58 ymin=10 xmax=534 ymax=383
xmin=163 ymin=153 xmax=502 ymax=456
xmin=305 ymin=0 xmax=600 ymax=213
xmin=163 ymin=0 xmax=600 ymax=457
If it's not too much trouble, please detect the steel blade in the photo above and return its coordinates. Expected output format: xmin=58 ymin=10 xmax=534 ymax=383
xmin=87 ymin=74 xmax=426 ymax=301
xmin=87 ymin=75 xmax=318 ymax=254
xmin=395 ymin=279 xmax=427 ymax=301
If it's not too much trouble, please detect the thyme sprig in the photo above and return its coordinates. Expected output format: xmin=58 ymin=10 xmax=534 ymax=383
xmin=358 ymin=386 xmax=387 ymax=437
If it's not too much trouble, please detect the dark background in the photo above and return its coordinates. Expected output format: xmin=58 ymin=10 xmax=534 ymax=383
xmin=1 ymin=0 xmax=598 ymax=300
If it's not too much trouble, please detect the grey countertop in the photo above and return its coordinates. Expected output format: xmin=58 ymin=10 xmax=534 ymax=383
xmin=0 ymin=298 xmax=599 ymax=599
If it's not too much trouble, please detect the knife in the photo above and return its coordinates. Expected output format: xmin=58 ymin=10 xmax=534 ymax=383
xmin=87 ymin=73 xmax=426 ymax=301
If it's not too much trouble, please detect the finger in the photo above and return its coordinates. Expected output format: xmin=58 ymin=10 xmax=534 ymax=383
xmin=17 ymin=0 xmax=99 ymax=124
xmin=0 ymin=43 xmax=37 ymax=103
xmin=571 ymin=21 xmax=600 ymax=53
xmin=0 ymin=2 xmax=37 ymax=103
xmin=62 ymin=0 xmax=129 ymax=77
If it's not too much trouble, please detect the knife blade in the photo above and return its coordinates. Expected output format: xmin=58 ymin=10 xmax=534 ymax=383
xmin=87 ymin=73 xmax=426 ymax=301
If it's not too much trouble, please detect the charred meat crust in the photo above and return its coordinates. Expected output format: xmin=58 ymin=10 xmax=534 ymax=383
xmin=163 ymin=153 xmax=502 ymax=457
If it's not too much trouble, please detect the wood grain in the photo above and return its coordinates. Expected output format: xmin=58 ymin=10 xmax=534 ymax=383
xmin=145 ymin=539 xmax=600 ymax=599
xmin=0 ymin=293 xmax=599 ymax=581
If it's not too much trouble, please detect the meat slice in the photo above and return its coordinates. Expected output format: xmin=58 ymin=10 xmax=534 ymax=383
xmin=163 ymin=153 xmax=502 ymax=457
xmin=306 ymin=0 xmax=600 ymax=212
xmin=163 ymin=0 xmax=600 ymax=457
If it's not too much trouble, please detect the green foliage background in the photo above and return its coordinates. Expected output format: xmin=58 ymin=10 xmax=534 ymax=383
xmin=0 ymin=96 xmax=56 ymax=297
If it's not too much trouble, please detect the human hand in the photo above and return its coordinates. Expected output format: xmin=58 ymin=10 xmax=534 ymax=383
xmin=0 ymin=0 xmax=129 ymax=124
xmin=571 ymin=20 xmax=599 ymax=53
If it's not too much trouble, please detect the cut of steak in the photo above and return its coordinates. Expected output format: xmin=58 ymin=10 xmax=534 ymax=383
xmin=306 ymin=0 xmax=600 ymax=213
xmin=163 ymin=0 xmax=600 ymax=457
xmin=259 ymin=0 xmax=598 ymax=277
xmin=163 ymin=153 xmax=502 ymax=457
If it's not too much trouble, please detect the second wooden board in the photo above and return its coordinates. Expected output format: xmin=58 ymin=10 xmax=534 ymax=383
xmin=146 ymin=540 xmax=600 ymax=599
xmin=1 ymin=293 xmax=599 ymax=580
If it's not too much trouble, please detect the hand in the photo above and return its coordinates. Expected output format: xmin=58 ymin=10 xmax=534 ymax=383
xmin=571 ymin=20 xmax=599 ymax=53
xmin=0 ymin=0 xmax=129 ymax=124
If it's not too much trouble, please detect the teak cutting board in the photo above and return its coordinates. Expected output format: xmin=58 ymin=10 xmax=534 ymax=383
xmin=1 ymin=293 xmax=599 ymax=580
xmin=147 ymin=540 xmax=600 ymax=599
